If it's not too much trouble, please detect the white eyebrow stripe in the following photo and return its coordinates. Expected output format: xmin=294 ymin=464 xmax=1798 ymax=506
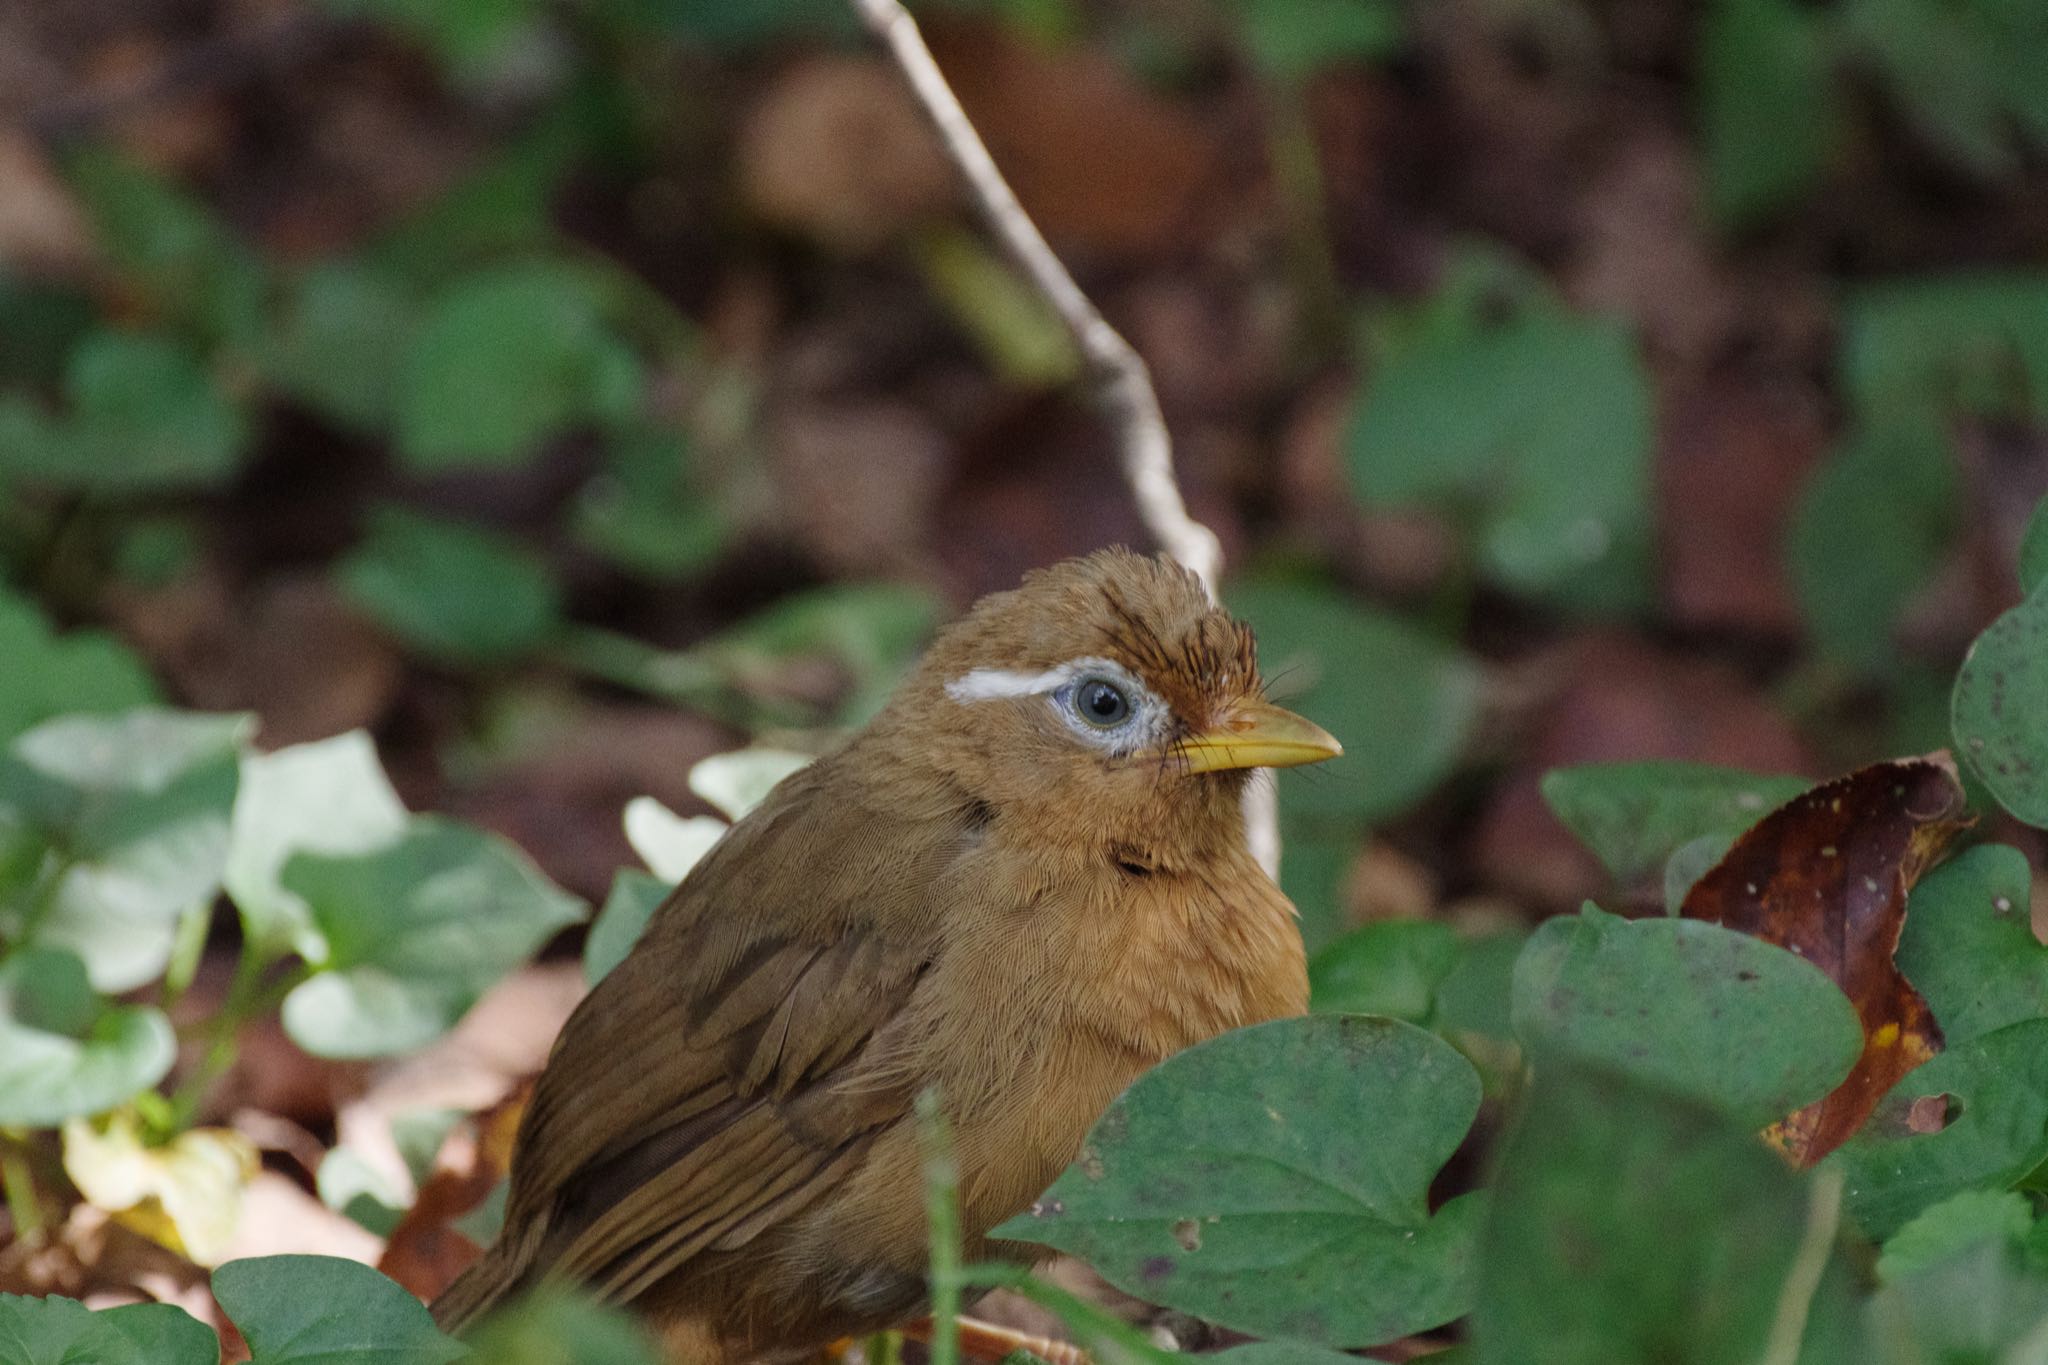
xmin=944 ymin=656 xmax=1131 ymax=704
xmin=944 ymin=666 xmax=1068 ymax=701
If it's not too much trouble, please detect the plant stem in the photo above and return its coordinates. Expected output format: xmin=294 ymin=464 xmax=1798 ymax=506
xmin=165 ymin=950 xmax=309 ymax=1132
xmin=917 ymin=1087 xmax=961 ymax=1365
xmin=161 ymin=899 xmax=213 ymax=1011
xmin=0 ymin=1136 xmax=44 ymax=1245
xmin=955 ymin=1263 xmax=1173 ymax=1365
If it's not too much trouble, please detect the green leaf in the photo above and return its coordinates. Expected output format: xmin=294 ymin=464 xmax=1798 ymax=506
xmin=65 ymin=150 xmax=264 ymax=348
xmin=1842 ymin=272 xmax=2048 ymax=417
xmin=1830 ymin=1018 xmax=2048 ymax=1240
xmin=395 ymin=263 xmax=641 ymax=471
xmin=1664 ymin=831 xmax=1736 ymax=915
xmin=1510 ymin=904 xmax=1863 ymax=1127
xmin=1472 ymin=1062 xmax=1857 ymax=1365
xmin=280 ymin=817 xmax=585 ymax=1057
xmin=103 ymin=1303 xmax=221 ymax=1364
xmin=1877 ymin=1189 xmax=2035 ymax=1283
xmin=212 ymin=1254 xmax=466 ymax=1365
xmin=620 ymin=797 xmax=725 ymax=882
xmin=1843 ymin=0 xmax=2048 ymax=177
xmin=688 ymin=748 xmax=810 ymax=822
xmin=0 ymin=1295 xmax=217 ymax=1365
xmin=1867 ymin=1234 xmax=2048 ymax=1361
xmin=1538 ymin=761 xmax=1810 ymax=886
xmin=321 ymin=0 xmax=542 ymax=73
xmin=2020 ymin=494 xmax=2048 ymax=596
xmin=572 ymin=428 xmax=729 ymax=581
xmin=0 ymin=947 xmax=176 ymax=1126
xmin=316 ymin=1145 xmax=408 ymax=1237
xmin=459 ymin=1288 xmax=664 ymax=1365
xmin=337 ymin=506 xmax=564 ymax=665
xmin=1897 ymin=844 xmax=2045 ymax=1044
xmin=224 ymin=731 xmax=410 ymax=961
xmin=0 ymin=709 xmax=249 ymax=992
xmin=711 ymin=582 xmax=944 ymax=726
xmin=1231 ymin=581 xmax=1482 ymax=826
xmin=1953 ymin=583 xmax=2048 ymax=827
xmin=1237 ymin=0 xmax=1402 ymax=78
xmin=1699 ymin=0 xmax=1839 ymax=230
xmin=0 ymin=586 xmax=158 ymax=745
xmin=0 ymin=275 xmax=95 ymax=387
xmin=1790 ymin=411 xmax=1961 ymax=673
xmin=0 ymin=332 xmax=250 ymax=492
xmin=1346 ymin=301 xmax=1654 ymax=611
xmin=584 ymin=867 xmax=669 ymax=986
xmin=1433 ymin=929 xmax=1527 ymax=1044
xmin=266 ymin=262 xmax=419 ymax=432
xmin=1275 ymin=817 xmax=1353 ymax=953
xmin=994 ymin=1015 xmax=1482 ymax=1346
xmin=1309 ymin=919 xmax=1459 ymax=1021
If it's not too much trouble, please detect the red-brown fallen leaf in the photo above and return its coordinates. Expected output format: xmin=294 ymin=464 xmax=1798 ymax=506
xmin=1681 ymin=755 xmax=1973 ymax=1166
xmin=377 ymin=1083 xmax=529 ymax=1303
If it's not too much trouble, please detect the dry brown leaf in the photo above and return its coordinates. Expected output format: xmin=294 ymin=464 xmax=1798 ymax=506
xmin=1681 ymin=754 xmax=1972 ymax=1165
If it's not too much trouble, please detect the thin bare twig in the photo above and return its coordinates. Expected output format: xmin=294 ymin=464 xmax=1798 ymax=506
xmin=849 ymin=0 xmax=1223 ymax=599
xmin=852 ymin=0 xmax=1283 ymax=875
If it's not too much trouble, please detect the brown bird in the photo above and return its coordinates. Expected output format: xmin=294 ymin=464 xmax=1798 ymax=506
xmin=432 ymin=549 xmax=1342 ymax=1360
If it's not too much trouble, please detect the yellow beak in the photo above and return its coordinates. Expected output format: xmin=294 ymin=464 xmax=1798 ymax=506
xmin=1172 ymin=698 xmax=1343 ymax=774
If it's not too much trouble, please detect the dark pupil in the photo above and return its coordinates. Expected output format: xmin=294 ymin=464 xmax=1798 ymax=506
xmin=1080 ymin=680 xmax=1129 ymax=725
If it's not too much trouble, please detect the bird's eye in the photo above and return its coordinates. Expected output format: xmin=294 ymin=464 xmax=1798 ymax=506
xmin=1073 ymin=677 xmax=1131 ymax=728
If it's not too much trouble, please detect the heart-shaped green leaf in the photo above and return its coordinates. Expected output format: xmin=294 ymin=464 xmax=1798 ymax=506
xmin=1876 ymin=1189 xmax=2035 ymax=1284
xmin=1308 ymin=919 xmax=1459 ymax=1021
xmin=994 ymin=1015 xmax=1481 ymax=1347
xmin=0 ymin=588 xmax=157 ymax=747
xmin=395 ymin=262 xmax=640 ymax=471
xmin=0 ymin=709 xmax=248 ymax=991
xmin=1473 ymin=1062 xmax=1857 ymax=1365
xmin=212 ymin=1255 xmax=466 ymax=1365
xmin=1953 ymin=581 xmax=2048 ymax=828
xmin=2020 ymin=494 xmax=2048 ymax=596
xmin=0 ymin=1295 xmax=218 ymax=1365
xmin=224 ymin=731 xmax=410 ymax=961
xmin=0 ymin=948 xmax=176 ymax=1126
xmin=1539 ymin=761 xmax=1809 ymax=886
xmin=1830 ymin=1018 xmax=2048 ymax=1240
xmin=266 ymin=261 xmax=419 ymax=433
xmin=1897 ymin=844 xmax=2046 ymax=1045
xmin=1510 ymin=904 xmax=1862 ymax=1127
xmin=1345 ymin=290 xmax=1654 ymax=612
xmin=337 ymin=506 xmax=564 ymax=665
xmin=280 ymin=817 xmax=584 ymax=1057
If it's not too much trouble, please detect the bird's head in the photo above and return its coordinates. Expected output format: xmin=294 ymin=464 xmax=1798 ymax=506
xmin=871 ymin=549 xmax=1341 ymax=859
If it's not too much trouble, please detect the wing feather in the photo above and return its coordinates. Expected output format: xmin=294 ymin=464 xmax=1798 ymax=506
xmin=436 ymin=759 xmax=969 ymax=1330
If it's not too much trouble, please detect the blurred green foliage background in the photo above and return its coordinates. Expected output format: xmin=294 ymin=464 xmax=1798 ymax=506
xmin=5 ymin=0 xmax=2043 ymax=948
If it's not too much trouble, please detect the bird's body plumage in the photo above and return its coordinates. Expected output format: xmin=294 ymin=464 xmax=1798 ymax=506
xmin=433 ymin=551 xmax=1326 ymax=1361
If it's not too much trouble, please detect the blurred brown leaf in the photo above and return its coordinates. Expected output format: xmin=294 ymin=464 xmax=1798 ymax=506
xmin=378 ymin=1085 xmax=528 ymax=1302
xmin=738 ymin=55 xmax=957 ymax=252
xmin=926 ymin=18 xmax=1216 ymax=256
xmin=0 ymin=129 xmax=96 ymax=275
xmin=1681 ymin=755 xmax=1972 ymax=1166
